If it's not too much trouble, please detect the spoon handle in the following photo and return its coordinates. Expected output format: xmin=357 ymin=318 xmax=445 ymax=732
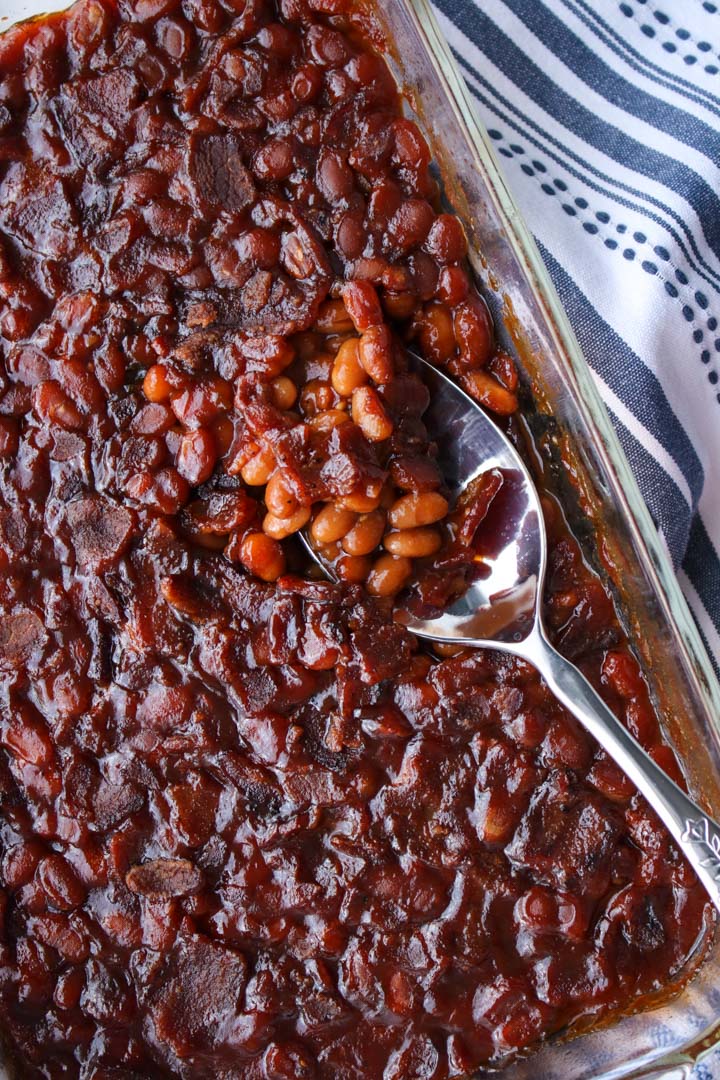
xmin=526 ymin=629 xmax=720 ymax=913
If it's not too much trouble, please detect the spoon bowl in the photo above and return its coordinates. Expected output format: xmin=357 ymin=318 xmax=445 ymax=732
xmin=300 ymin=349 xmax=720 ymax=913
xmin=393 ymin=357 xmax=544 ymax=646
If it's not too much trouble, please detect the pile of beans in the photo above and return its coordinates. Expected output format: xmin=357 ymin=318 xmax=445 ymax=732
xmin=138 ymin=277 xmax=468 ymax=594
xmin=135 ymin=265 xmax=514 ymax=594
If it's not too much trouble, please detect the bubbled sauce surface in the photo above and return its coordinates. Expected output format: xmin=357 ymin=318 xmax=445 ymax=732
xmin=0 ymin=0 xmax=711 ymax=1076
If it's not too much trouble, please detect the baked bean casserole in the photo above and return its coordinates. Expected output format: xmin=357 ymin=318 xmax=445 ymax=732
xmin=0 ymin=0 xmax=712 ymax=1075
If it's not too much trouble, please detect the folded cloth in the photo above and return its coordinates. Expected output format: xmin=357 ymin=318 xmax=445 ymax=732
xmin=433 ymin=0 xmax=720 ymax=692
xmin=430 ymin=4 xmax=720 ymax=1070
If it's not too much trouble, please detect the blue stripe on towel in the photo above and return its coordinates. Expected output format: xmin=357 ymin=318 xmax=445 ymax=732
xmin=435 ymin=0 xmax=720 ymax=261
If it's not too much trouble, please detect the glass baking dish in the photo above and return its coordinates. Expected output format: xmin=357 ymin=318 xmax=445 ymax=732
xmin=1 ymin=0 xmax=720 ymax=1076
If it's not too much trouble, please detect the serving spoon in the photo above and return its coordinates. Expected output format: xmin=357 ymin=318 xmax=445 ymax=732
xmin=301 ymin=352 xmax=720 ymax=914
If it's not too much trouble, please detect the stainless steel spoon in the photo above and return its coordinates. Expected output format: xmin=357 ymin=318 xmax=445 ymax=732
xmin=301 ymin=352 xmax=720 ymax=913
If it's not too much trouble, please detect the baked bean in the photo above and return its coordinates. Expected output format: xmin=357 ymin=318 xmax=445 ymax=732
xmin=386 ymin=199 xmax=435 ymax=255
xmin=339 ymin=489 xmax=382 ymax=513
xmin=155 ymin=14 xmax=193 ymax=59
xmin=424 ymin=214 xmax=468 ymax=264
xmin=314 ymin=299 xmax=354 ymax=334
xmin=143 ymin=363 xmax=172 ymax=403
xmin=331 ymin=338 xmax=367 ymax=396
xmin=342 ymin=510 xmax=386 ymax=556
xmin=342 ymin=280 xmax=383 ymax=332
xmin=54 ymin=967 xmax=86 ymax=1012
xmin=95 ymin=343 xmax=127 ymax=393
xmin=240 ymin=444 xmax=275 ymax=486
xmin=308 ymin=408 xmax=350 ymax=432
xmin=382 ymin=291 xmax=417 ymax=320
xmin=346 ymin=49 xmax=396 ymax=100
xmin=417 ymin=301 xmax=455 ymax=365
xmin=171 ymin=381 xmax=229 ymax=427
xmin=436 ymin=266 xmax=470 ymax=306
xmin=351 ymin=254 xmax=390 ymax=285
xmin=132 ymin=403 xmax=175 ymax=436
xmin=488 ymin=350 xmax=519 ymax=392
xmin=307 ymin=24 xmax=351 ymax=67
xmin=176 ymin=427 xmax=216 ymax=486
xmin=270 ymin=375 xmax=298 ymax=410
xmin=335 ymin=554 xmax=373 ymax=583
xmin=352 ymin=385 xmax=393 ymax=441
xmin=237 ymin=229 xmax=281 ymax=272
xmin=33 ymin=381 xmax=85 ymax=431
xmin=453 ymin=294 xmax=494 ymax=369
xmin=263 ymin=506 xmax=311 ymax=539
xmin=588 ymin=755 xmax=635 ymax=802
xmin=37 ymin=854 xmax=85 ymax=911
xmin=264 ymin=470 xmax=299 ymax=519
xmin=461 ymin=369 xmax=518 ymax=416
xmin=335 ymin=209 xmax=367 ymax=260
xmin=212 ymin=414 xmax=234 ymax=456
xmin=315 ymin=539 xmax=341 ymax=563
xmin=283 ymin=232 xmax=318 ymax=280
xmin=311 ymin=504 xmax=358 ymax=544
xmin=122 ymin=169 xmax=166 ymax=206
xmin=384 ymin=526 xmax=442 ymax=557
xmin=366 ymin=553 xmax=412 ymax=596
xmin=358 ymin=325 xmax=394 ymax=383
xmin=187 ymin=0 xmax=224 ymax=32
xmin=145 ymin=466 xmax=190 ymax=514
xmin=256 ymin=23 xmax=298 ymax=60
xmin=300 ymin=378 xmax=337 ymax=416
xmin=388 ymin=491 xmax=449 ymax=529
xmin=333 ymin=50 xmax=369 ymax=93
xmin=316 ymin=148 xmax=355 ymax=204
xmin=382 ymin=272 xmax=414 ymax=301
xmin=292 ymin=62 xmax=323 ymax=104
xmin=392 ymin=118 xmax=431 ymax=174
xmin=253 ymin=138 xmax=295 ymax=181
xmin=3 ymin=840 xmax=44 ymax=889
xmin=240 ymin=532 xmax=286 ymax=582
xmin=126 ymin=333 xmax=158 ymax=368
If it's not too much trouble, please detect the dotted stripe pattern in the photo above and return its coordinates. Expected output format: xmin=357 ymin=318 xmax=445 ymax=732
xmin=619 ymin=1 xmax=720 ymax=73
xmin=488 ymin=127 xmax=720 ymax=399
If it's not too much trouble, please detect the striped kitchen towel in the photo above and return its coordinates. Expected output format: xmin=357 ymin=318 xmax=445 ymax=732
xmin=433 ymin=0 xmax=720 ymax=684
